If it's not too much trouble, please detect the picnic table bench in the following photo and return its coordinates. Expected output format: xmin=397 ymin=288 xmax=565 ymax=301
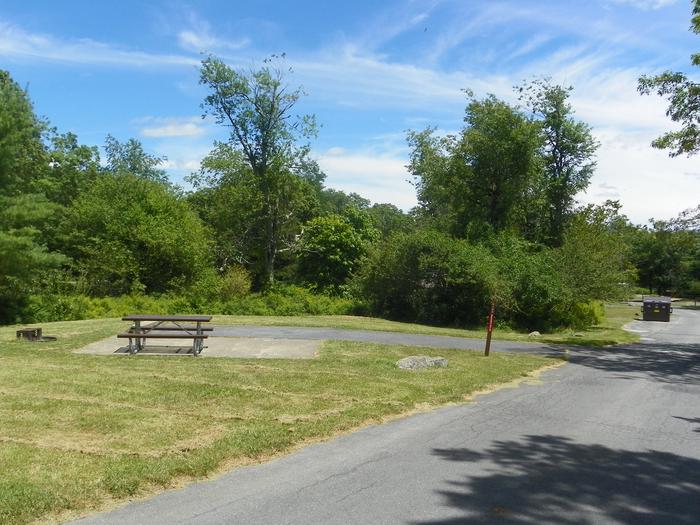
xmin=118 ymin=314 xmax=213 ymax=356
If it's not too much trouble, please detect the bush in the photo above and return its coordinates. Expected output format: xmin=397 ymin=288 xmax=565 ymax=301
xmin=356 ymin=230 xmax=497 ymax=326
xmin=59 ymin=173 xmax=213 ymax=296
xmin=218 ymin=266 xmax=252 ymax=299
xmin=17 ymin=286 xmax=360 ymax=323
xmin=489 ymin=235 xmax=594 ymax=331
xmin=567 ymin=301 xmax=605 ymax=329
xmin=219 ymin=285 xmax=358 ymax=316
xmin=357 ymin=230 xmax=604 ymax=331
xmin=297 ymin=213 xmax=376 ymax=293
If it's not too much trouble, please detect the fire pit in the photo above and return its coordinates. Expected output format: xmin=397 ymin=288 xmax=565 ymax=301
xmin=16 ymin=327 xmax=57 ymax=342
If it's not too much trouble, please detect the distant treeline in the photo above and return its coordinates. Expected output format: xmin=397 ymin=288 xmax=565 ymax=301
xmin=0 ymin=64 xmax=698 ymax=329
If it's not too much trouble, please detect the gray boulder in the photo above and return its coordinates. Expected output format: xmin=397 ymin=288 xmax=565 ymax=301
xmin=396 ymin=355 xmax=448 ymax=370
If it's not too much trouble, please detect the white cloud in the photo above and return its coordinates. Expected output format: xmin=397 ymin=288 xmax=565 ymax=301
xmin=578 ymin=128 xmax=699 ymax=223
xmin=507 ymin=33 xmax=552 ymax=61
xmin=0 ymin=21 xmax=197 ymax=67
xmin=316 ymin=147 xmax=416 ymax=209
xmin=138 ymin=116 xmax=208 ymax=138
xmin=425 ymin=5 xmax=507 ymax=62
xmin=153 ymin=140 xmax=214 ymax=178
xmin=176 ymin=16 xmax=249 ymax=53
xmin=162 ymin=158 xmax=202 ymax=171
xmin=350 ymin=2 xmax=440 ymax=52
xmin=290 ymin=48 xmax=506 ymax=110
xmin=609 ymin=0 xmax=678 ymax=10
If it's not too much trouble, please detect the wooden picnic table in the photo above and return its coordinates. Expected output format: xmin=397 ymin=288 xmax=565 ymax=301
xmin=118 ymin=314 xmax=213 ymax=356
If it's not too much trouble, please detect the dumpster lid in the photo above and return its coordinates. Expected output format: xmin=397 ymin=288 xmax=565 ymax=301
xmin=643 ymin=296 xmax=672 ymax=304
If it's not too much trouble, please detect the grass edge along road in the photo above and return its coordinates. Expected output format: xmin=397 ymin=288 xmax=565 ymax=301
xmin=213 ymin=303 xmax=640 ymax=346
xmin=0 ymin=319 xmax=556 ymax=525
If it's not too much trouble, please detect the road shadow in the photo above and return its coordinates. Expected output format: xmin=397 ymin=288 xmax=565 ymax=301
xmin=417 ymin=435 xmax=700 ymax=524
xmin=567 ymin=343 xmax=700 ymax=385
xmin=673 ymin=415 xmax=700 ymax=433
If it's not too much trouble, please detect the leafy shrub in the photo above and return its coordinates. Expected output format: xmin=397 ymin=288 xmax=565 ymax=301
xmin=357 ymin=230 xmax=605 ymax=331
xmin=18 ymin=285 xmax=360 ymax=323
xmin=218 ymin=265 xmax=252 ymax=299
xmin=567 ymin=300 xmax=605 ymax=329
xmin=219 ymin=285 xmax=358 ymax=316
xmin=357 ymin=230 xmax=498 ymax=326
xmin=59 ymin=173 xmax=213 ymax=296
xmin=24 ymin=294 xmax=91 ymax=322
xmin=297 ymin=213 xmax=377 ymax=293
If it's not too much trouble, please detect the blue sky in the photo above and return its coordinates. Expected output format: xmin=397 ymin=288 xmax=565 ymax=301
xmin=1 ymin=0 xmax=699 ymax=223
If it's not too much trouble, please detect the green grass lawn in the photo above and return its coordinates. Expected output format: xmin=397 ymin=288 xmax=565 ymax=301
xmin=214 ymin=302 xmax=641 ymax=346
xmin=0 ymin=319 xmax=554 ymax=525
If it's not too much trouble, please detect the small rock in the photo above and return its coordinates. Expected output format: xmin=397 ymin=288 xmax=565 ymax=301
xmin=396 ymin=355 xmax=448 ymax=370
xmin=573 ymin=332 xmax=584 ymax=337
xmin=528 ymin=331 xmax=541 ymax=337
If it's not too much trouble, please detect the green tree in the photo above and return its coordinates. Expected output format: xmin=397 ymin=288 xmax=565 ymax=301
xmin=40 ymin=132 xmax=101 ymax=207
xmin=357 ymin=230 xmax=500 ymax=326
xmin=297 ymin=214 xmax=377 ymax=292
xmin=556 ymin=201 xmax=633 ymax=301
xmin=187 ymin=141 xmax=319 ymax=286
xmin=638 ymin=1 xmax=700 ymax=156
xmin=0 ymin=71 xmax=48 ymax=194
xmin=0 ymin=197 xmax=66 ymax=322
xmin=200 ymin=54 xmax=318 ymax=284
xmin=0 ymin=70 xmax=65 ymax=322
xmin=518 ymin=79 xmax=598 ymax=246
xmin=60 ymin=173 xmax=212 ymax=295
xmin=365 ymin=203 xmax=413 ymax=239
xmin=631 ymin=221 xmax=696 ymax=295
xmin=409 ymin=94 xmax=542 ymax=240
xmin=318 ymin=188 xmax=370 ymax=214
xmin=104 ymin=134 xmax=168 ymax=183
xmin=489 ymin=235 xmax=572 ymax=331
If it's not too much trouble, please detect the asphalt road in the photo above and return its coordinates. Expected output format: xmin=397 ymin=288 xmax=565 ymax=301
xmin=73 ymin=310 xmax=700 ymax=524
xmin=210 ymin=325 xmax=560 ymax=354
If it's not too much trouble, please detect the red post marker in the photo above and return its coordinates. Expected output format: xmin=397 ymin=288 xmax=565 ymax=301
xmin=484 ymin=301 xmax=495 ymax=356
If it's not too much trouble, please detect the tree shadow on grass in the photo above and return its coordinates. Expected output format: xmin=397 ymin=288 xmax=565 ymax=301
xmin=417 ymin=435 xmax=700 ymax=524
xmin=567 ymin=343 xmax=700 ymax=385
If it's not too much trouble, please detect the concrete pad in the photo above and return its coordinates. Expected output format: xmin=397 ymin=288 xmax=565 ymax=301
xmin=75 ymin=336 xmax=320 ymax=359
xmin=206 ymin=337 xmax=320 ymax=359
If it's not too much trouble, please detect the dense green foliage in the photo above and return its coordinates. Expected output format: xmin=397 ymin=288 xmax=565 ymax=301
xmin=358 ymin=230 xmax=498 ymax=326
xmin=22 ymin=285 xmax=359 ymax=323
xmin=297 ymin=213 xmax=377 ymax=292
xmin=58 ymin=173 xmax=212 ymax=296
xmin=409 ymin=94 xmax=542 ymax=240
xmin=358 ymin=229 xmax=611 ymax=331
xmin=0 ymin=72 xmax=66 ymax=321
xmin=0 ymin=58 xmax=697 ymax=328
xmin=409 ymin=87 xmax=597 ymax=247
xmin=631 ymin=219 xmax=700 ymax=296
xmin=518 ymin=79 xmax=599 ymax=246
xmin=199 ymin=55 xmax=321 ymax=284
xmin=187 ymin=142 xmax=319 ymax=287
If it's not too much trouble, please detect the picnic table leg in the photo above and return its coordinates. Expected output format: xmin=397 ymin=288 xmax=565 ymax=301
xmin=194 ymin=321 xmax=203 ymax=356
xmin=132 ymin=320 xmax=141 ymax=354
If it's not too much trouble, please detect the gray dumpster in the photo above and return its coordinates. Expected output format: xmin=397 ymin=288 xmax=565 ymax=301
xmin=642 ymin=296 xmax=672 ymax=322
